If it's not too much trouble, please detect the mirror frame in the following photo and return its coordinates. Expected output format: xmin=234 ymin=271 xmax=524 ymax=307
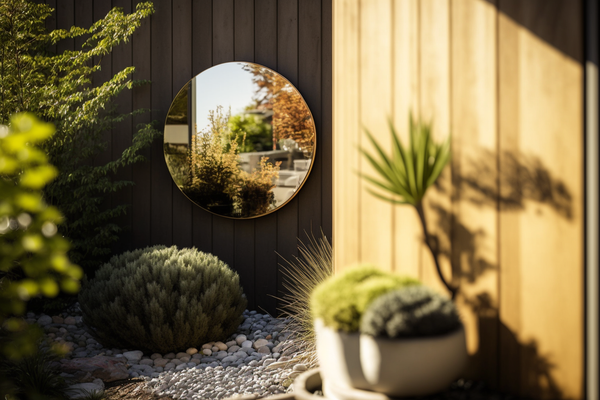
xmin=163 ymin=61 xmax=317 ymax=219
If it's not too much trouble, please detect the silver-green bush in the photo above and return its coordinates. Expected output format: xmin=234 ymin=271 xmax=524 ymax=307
xmin=79 ymin=245 xmax=247 ymax=353
xmin=360 ymin=286 xmax=460 ymax=338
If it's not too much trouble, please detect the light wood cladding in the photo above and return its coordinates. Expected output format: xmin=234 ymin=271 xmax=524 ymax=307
xmin=333 ymin=0 xmax=583 ymax=398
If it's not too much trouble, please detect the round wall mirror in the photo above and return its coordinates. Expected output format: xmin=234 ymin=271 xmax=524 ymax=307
xmin=164 ymin=62 xmax=316 ymax=219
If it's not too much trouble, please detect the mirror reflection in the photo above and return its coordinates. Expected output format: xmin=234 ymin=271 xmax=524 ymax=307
xmin=164 ymin=62 xmax=316 ymax=218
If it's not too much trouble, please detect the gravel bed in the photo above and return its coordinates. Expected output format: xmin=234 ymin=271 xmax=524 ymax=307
xmin=26 ymin=303 xmax=304 ymax=399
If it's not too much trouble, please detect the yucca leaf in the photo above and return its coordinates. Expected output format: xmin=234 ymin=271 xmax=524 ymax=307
xmin=358 ymin=148 xmax=409 ymax=194
xmin=366 ymin=188 xmax=413 ymax=205
xmin=426 ymin=135 xmax=451 ymax=188
xmin=389 ymin=120 xmax=418 ymax=199
xmin=360 ymin=173 xmax=415 ymax=203
xmin=363 ymin=128 xmax=410 ymax=191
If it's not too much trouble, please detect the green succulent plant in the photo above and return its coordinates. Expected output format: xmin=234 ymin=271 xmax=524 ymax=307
xmin=359 ymin=115 xmax=458 ymax=299
xmin=310 ymin=265 xmax=420 ymax=333
xmin=360 ymin=285 xmax=461 ymax=338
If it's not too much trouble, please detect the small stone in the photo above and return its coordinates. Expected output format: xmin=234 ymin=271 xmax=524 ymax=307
xmin=179 ymin=356 xmax=190 ymax=363
xmin=123 ymin=350 xmax=143 ymax=362
xmin=64 ymin=316 xmax=77 ymax=325
xmin=215 ymin=351 xmax=228 ymax=360
xmin=37 ymin=315 xmax=52 ymax=326
xmin=257 ymin=346 xmax=271 ymax=354
xmin=226 ymin=340 xmax=237 ymax=348
xmin=52 ymin=316 xmax=64 ymax=324
xmin=241 ymin=340 xmax=253 ymax=349
xmin=202 ymin=349 xmax=212 ymax=356
xmin=215 ymin=341 xmax=227 ymax=351
xmin=175 ymin=363 xmax=187 ymax=370
xmin=171 ymin=359 xmax=183 ymax=366
xmin=201 ymin=343 xmax=213 ymax=350
xmin=222 ymin=356 xmax=237 ymax=363
xmin=235 ymin=335 xmax=247 ymax=345
xmin=253 ymin=339 xmax=269 ymax=349
xmin=139 ymin=359 xmax=154 ymax=366
xmin=163 ymin=352 xmax=175 ymax=359
xmin=150 ymin=353 xmax=162 ymax=360
xmin=227 ymin=345 xmax=240 ymax=353
xmin=153 ymin=358 xmax=169 ymax=367
xmin=186 ymin=347 xmax=198 ymax=355
xmin=176 ymin=352 xmax=188 ymax=359
xmin=164 ymin=362 xmax=175 ymax=370
xmin=211 ymin=346 xmax=219 ymax=352
xmin=266 ymin=334 xmax=272 ymax=339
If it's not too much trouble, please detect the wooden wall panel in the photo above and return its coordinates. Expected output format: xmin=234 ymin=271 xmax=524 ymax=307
xmin=333 ymin=0 xmax=583 ymax=398
xmin=450 ymin=0 xmax=499 ymax=386
xmin=49 ymin=0 xmax=332 ymax=317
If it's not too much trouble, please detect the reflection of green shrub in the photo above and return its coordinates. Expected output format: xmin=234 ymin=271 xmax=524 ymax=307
xmin=310 ymin=265 xmax=420 ymax=333
xmin=238 ymin=158 xmax=279 ymax=217
xmin=79 ymin=245 xmax=247 ymax=353
xmin=228 ymin=113 xmax=273 ymax=152
xmin=361 ymin=286 xmax=461 ymax=338
xmin=185 ymin=107 xmax=240 ymax=211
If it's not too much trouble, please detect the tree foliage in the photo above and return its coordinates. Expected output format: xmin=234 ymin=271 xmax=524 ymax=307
xmin=0 ymin=0 xmax=160 ymax=275
xmin=243 ymin=64 xmax=315 ymax=156
xmin=0 ymin=114 xmax=81 ymax=362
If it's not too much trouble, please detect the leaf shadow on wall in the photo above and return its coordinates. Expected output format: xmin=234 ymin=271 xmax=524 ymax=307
xmin=424 ymin=149 xmax=571 ymax=398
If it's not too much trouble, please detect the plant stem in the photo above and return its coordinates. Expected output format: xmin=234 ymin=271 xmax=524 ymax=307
xmin=415 ymin=202 xmax=458 ymax=300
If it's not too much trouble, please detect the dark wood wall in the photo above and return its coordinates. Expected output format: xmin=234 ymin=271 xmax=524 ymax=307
xmin=47 ymin=0 xmax=332 ymax=316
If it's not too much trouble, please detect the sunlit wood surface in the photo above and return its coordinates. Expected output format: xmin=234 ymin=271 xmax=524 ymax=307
xmin=333 ymin=0 xmax=583 ymax=398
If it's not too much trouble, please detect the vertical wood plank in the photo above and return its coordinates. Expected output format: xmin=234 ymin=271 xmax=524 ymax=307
xmin=150 ymin=0 xmax=173 ymax=246
xmin=172 ymin=0 xmax=193 ymax=248
xmin=298 ymin=0 xmax=322 ymax=233
xmin=498 ymin=1 xmax=583 ymax=398
xmin=391 ymin=0 xmax=421 ymax=278
xmin=418 ymin=0 xmax=452 ymax=294
xmin=131 ymin=0 xmax=153 ymax=250
xmin=211 ymin=0 xmax=236 ymax=269
xmin=234 ymin=0 xmax=256 ymax=310
xmin=275 ymin=0 xmax=300 ymax=310
xmin=450 ymin=0 xmax=499 ymax=385
xmin=359 ymin=0 xmax=393 ymax=270
xmin=332 ymin=0 xmax=360 ymax=272
xmin=111 ymin=0 xmax=133 ymax=255
xmin=192 ymin=0 xmax=214 ymax=253
xmin=254 ymin=0 xmax=277 ymax=69
xmin=254 ymin=0 xmax=278 ymax=314
xmin=234 ymin=0 xmax=254 ymax=62
xmin=321 ymin=0 xmax=333 ymax=241
xmin=93 ymin=1 xmax=113 ymax=169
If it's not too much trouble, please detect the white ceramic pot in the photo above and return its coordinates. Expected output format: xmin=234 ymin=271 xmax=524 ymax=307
xmin=360 ymin=325 xmax=467 ymax=397
xmin=313 ymin=318 xmax=370 ymax=390
xmin=315 ymin=319 xmax=468 ymax=398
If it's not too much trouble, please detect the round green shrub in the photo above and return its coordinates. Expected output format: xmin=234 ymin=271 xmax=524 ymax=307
xmin=360 ymin=285 xmax=460 ymax=338
xmin=310 ymin=265 xmax=420 ymax=333
xmin=78 ymin=245 xmax=247 ymax=353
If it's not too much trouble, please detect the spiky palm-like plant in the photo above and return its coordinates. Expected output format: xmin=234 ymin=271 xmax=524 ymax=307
xmin=360 ymin=115 xmax=458 ymax=299
xmin=277 ymin=230 xmax=333 ymax=368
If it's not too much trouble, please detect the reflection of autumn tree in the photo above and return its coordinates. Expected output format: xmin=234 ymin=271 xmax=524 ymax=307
xmin=244 ymin=64 xmax=315 ymax=155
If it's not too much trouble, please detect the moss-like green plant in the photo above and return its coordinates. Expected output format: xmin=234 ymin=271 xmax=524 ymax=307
xmin=310 ymin=265 xmax=420 ymax=333
xmin=361 ymin=286 xmax=461 ymax=338
xmin=78 ymin=245 xmax=247 ymax=354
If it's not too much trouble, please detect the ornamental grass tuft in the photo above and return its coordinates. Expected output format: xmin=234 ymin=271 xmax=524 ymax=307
xmin=79 ymin=245 xmax=247 ymax=354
